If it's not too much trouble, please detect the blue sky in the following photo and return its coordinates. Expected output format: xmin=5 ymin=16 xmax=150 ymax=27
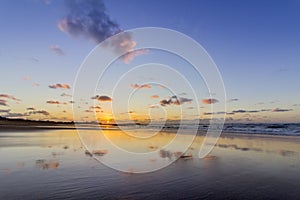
xmin=0 ymin=0 xmax=299 ymax=123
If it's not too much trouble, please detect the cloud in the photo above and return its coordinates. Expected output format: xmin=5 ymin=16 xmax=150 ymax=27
xmin=24 ymin=75 xmax=30 ymax=81
xmin=92 ymin=95 xmax=112 ymax=102
xmin=61 ymin=93 xmax=72 ymax=97
xmin=130 ymin=84 xmax=152 ymax=89
xmin=28 ymin=110 xmax=50 ymax=116
xmin=202 ymin=98 xmax=219 ymax=104
xmin=58 ymin=0 xmax=120 ymax=43
xmin=0 ymin=99 xmax=8 ymax=106
xmin=261 ymin=109 xmax=271 ymax=112
xmin=46 ymin=100 xmax=67 ymax=105
xmin=49 ymin=84 xmax=71 ymax=89
xmin=272 ymin=108 xmax=293 ymax=112
xmin=58 ymin=0 xmax=143 ymax=63
xmin=232 ymin=109 xmax=260 ymax=113
xmin=49 ymin=45 xmax=65 ymax=56
xmin=227 ymin=98 xmax=239 ymax=102
xmin=149 ymin=105 xmax=159 ymax=109
xmin=26 ymin=107 xmax=36 ymax=111
xmin=32 ymin=82 xmax=40 ymax=87
xmin=0 ymin=109 xmax=10 ymax=113
xmin=122 ymin=49 xmax=149 ymax=64
xmin=90 ymin=106 xmax=101 ymax=110
xmin=203 ymin=111 xmax=227 ymax=115
xmin=159 ymin=99 xmax=172 ymax=106
xmin=3 ymin=112 xmax=29 ymax=118
xmin=0 ymin=94 xmax=21 ymax=101
xmin=160 ymin=96 xmax=192 ymax=106
xmin=150 ymin=95 xmax=159 ymax=99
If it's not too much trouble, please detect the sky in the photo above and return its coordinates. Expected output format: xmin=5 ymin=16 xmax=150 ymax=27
xmin=0 ymin=0 xmax=300 ymax=123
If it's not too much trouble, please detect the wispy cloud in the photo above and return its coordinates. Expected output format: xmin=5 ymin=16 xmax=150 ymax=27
xmin=130 ymin=84 xmax=152 ymax=89
xmin=0 ymin=94 xmax=21 ymax=101
xmin=201 ymin=98 xmax=219 ymax=104
xmin=49 ymin=84 xmax=71 ymax=89
xmin=272 ymin=108 xmax=293 ymax=112
xmin=92 ymin=95 xmax=112 ymax=102
xmin=61 ymin=93 xmax=72 ymax=97
xmin=149 ymin=105 xmax=159 ymax=109
xmin=227 ymin=98 xmax=239 ymax=103
xmin=122 ymin=49 xmax=149 ymax=64
xmin=49 ymin=45 xmax=65 ymax=56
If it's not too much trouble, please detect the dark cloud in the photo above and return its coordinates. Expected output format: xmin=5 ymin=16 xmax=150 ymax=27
xmin=58 ymin=0 xmax=120 ymax=43
xmin=0 ymin=99 xmax=8 ymax=106
xmin=49 ymin=84 xmax=71 ymax=89
xmin=232 ymin=109 xmax=260 ymax=113
xmin=28 ymin=110 xmax=50 ymax=116
xmin=58 ymin=0 xmax=145 ymax=63
xmin=46 ymin=100 xmax=67 ymax=105
xmin=49 ymin=45 xmax=65 ymax=56
xmin=0 ymin=109 xmax=10 ymax=113
xmin=159 ymin=99 xmax=172 ymax=106
xmin=130 ymin=84 xmax=152 ymax=89
xmin=261 ymin=109 xmax=271 ymax=112
xmin=3 ymin=112 xmax=29 ymax=118
xmin=202 ymin=98 xmax=219 ymax=104
xmin=90 ymin=106 xmax=101 ymax=110
xmin=203 ymin=111 xmax=227 ymax=115
xmin=26 ymin=107 xmax=36 ymax=111
xmin=159 ymin=96 xmax=192 ymax=107
xmin=92 ymin=95 xmax=112 ymax=102
xmin=272 ymin=108 xmax=292 ymax=112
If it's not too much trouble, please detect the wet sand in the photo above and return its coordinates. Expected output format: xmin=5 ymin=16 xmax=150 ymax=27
xmin=0 ymin=129 xmax=299 ymax=199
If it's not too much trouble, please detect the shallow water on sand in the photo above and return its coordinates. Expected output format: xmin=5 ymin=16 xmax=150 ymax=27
xmin=0 ymin=129 xmax=300 ymax=199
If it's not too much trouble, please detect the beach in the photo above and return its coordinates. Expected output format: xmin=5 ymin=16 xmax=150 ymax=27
xmin=0 ymin=127 xmax=299 ymax=199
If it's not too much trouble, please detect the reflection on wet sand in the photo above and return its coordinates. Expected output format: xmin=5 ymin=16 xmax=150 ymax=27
xmin=36 ymin=159 xmax=59 ymax=170
xmin=0 ymin=129 xmax=300 ymax=199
